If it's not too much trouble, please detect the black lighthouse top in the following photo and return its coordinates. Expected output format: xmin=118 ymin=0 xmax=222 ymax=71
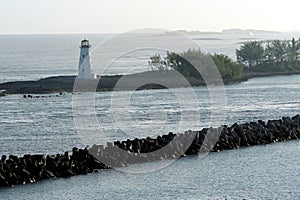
xmin=80 ymin=39 xmax=91 ymax=48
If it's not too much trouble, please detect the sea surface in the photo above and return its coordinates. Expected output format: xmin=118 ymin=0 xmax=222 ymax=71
xmin=0 ymin=32 xmax=300 ymax=199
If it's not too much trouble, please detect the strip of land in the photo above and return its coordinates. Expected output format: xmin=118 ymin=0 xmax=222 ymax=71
xmin=1 ymin=71 xmax=300 ymax=94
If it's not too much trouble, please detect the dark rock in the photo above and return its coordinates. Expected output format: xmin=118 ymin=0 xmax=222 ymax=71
xmin=1 ymin=115 xmax=300 ymax=187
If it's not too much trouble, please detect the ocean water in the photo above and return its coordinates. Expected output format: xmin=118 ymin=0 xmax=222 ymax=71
xmin=2 ymin=140 xmax=300 ymax=199
xmin=1 ymin=33 xmax=300 ymax=199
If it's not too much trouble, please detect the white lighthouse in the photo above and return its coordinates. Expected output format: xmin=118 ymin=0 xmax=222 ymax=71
xmin=77 ymin=39 xmax=96 ymax=80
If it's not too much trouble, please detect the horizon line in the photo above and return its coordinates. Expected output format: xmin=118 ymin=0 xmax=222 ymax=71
xmin=0 ymin=28 xmax=299 ymax=35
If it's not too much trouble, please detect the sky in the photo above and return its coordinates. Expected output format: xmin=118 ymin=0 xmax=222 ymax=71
xmin=0 ymin=0 xmax=299 ymax=34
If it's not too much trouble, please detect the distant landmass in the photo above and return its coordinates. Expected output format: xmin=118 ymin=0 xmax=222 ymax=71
xmin=168 ymin=30 xmax=220 ymax=35
xmin=166 ymin=29 xmax=280 ymax=35
xmin=222 ymin=28 xmax=279 ymax=34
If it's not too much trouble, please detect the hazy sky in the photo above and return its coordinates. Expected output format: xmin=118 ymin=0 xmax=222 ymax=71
xmin=1 ymin=0 xmax=299 ymax=34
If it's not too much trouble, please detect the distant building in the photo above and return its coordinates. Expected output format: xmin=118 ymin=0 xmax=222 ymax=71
xmin=77 ymin=39 xmax=96 ymax=80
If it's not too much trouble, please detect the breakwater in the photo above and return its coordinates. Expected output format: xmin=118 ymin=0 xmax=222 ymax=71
xmin=1 ymin=115 xmax=300 ymax=187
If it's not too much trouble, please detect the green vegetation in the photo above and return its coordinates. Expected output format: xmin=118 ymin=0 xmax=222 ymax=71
xmin=236 ymin=41 xmax=264 ymax=68
xmin=236 ymin=38 xmax=300 ymax=72
xmin=211 ymin=54 xmax=243 ymax=80
xmin=149 ymin=37 xmax=300 ymax=84
xmin=149 ymin=49 xmax=243 ymax=81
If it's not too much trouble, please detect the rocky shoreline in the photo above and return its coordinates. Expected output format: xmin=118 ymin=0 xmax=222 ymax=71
xmin=0 ymin=71 xmax=194 ymax=94
xmin=1 ymin=115 xmax=300 ymax=187
xmin=1 ymin=71 xmax=300 ymax=95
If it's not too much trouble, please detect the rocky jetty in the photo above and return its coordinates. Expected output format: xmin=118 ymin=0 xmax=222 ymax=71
xmin=1 ymin=115 xmax=300 ymax=187
xmin=22 ymin=93 xmax=64 ymax=99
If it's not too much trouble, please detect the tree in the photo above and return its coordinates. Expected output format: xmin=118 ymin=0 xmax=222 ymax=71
xmin=148 ymin=54 xmax=170 ymax=71
xmin=265 ymin=40 xmax=287 ymax=65
xmin=236 ymin=41 xmax=264 ymax=67
xmin=211 ymin=54 xmax=243 ymax=79
xmin=286 ymin=38 xmax=300 ymax=68
xmin=166 ymin=49 xmax=205 ymax=79
xmin=152 ymin=49 xmax=244 ymax=80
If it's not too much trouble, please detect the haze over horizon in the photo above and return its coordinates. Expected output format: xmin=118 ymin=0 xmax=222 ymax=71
xmin=1 ymin=0 xmax=299 ymax=34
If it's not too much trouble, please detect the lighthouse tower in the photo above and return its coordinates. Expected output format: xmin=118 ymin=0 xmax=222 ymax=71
xmin=77 ymin=39 xmax=96 ymax=80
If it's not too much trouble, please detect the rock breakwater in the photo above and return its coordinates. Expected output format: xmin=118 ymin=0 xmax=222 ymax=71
xmin=1 ymin=115 xmax=300 ymax=187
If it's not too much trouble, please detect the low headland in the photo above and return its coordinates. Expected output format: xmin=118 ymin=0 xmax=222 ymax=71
xmin=1 ymin=37 xmax=299 ymax=95
xmin=1 ymin=115 xmax=300 ymax=187
xmin=1 ymin=70 xmax=300 ymax=95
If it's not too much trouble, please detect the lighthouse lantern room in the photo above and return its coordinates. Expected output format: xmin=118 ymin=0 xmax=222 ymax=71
xmin=77 ymin=39 xmax=96 ymax=80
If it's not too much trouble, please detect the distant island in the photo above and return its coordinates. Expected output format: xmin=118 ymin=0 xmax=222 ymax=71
xmin=165 ymin=28 xmax=280 ymax=35
xmin=222 ymin=28 xmax=279 ymax=34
